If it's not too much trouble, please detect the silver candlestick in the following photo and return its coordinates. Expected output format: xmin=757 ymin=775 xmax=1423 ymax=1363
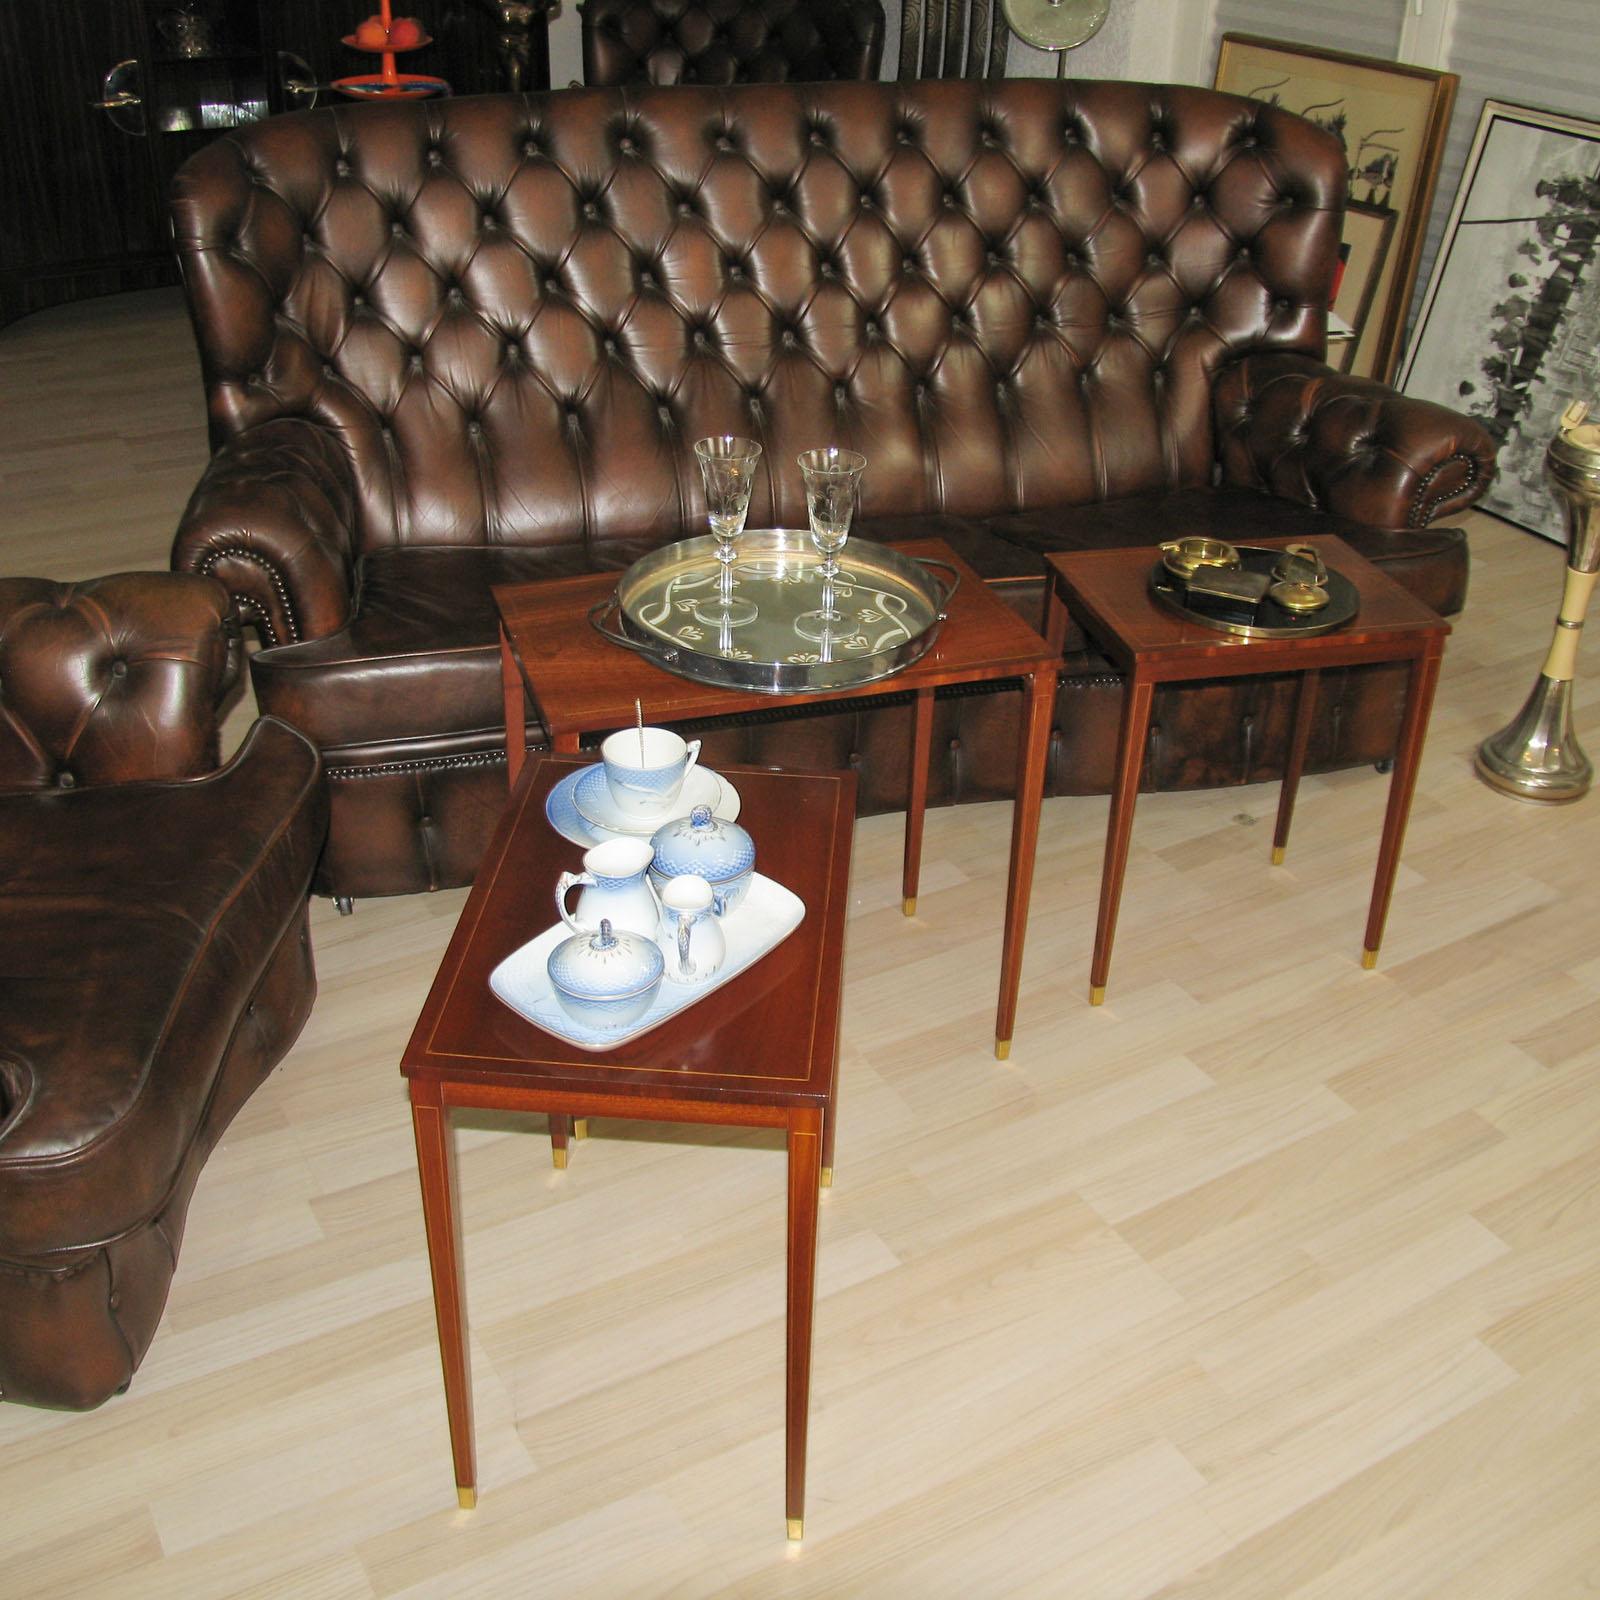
xmin=1477 ymin=401 xmax=1600 ymax=802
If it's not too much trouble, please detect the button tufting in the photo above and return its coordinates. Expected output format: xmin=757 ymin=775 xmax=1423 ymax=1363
xmin=583 ymin=201 xmax=599 ymax=220
xmin=57 ymin=770 xmax=75 ymax=789
xmin=335 ymin=158 xmax=351 ymax=176
xmin=110 ymin=659 xmax=127 ymax=678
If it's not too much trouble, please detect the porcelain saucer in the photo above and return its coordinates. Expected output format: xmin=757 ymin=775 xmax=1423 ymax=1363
xmin=545 ymin=762 xmax=741 ymax=849
xmin=572 ymin=762 xmax=730 ymax=836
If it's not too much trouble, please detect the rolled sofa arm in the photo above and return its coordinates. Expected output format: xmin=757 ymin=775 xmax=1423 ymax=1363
xmin=172 ymin=417 xmax=359 ymax=649
xmin=1214 ymin=351 xmax=1499 ymax=529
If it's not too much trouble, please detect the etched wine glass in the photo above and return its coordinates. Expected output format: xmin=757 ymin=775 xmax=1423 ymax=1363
xmin=692 ymin=435 xmax=763 ymax=629
xmin=793 ymin=446 xmax=866 ymax=643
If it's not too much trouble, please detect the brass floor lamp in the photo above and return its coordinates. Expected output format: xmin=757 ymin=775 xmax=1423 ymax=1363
xmin=1477 ymin=402 xmax=1600 ymax=802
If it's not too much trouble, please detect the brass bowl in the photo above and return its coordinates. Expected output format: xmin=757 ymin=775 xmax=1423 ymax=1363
xmin=1268 ymin=578 xmax=1331 ymax=614
xmin=1159 ymin=537 xmax=1240 ymax=581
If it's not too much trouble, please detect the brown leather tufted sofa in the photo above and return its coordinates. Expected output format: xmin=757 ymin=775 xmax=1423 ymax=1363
xmin=169 ymin=80 xmax=1495 ymax=903
xmin=581 ymin=0 xmax=886 ymax=87
xmin=0 ymin=573 xmax=327 ymax=1409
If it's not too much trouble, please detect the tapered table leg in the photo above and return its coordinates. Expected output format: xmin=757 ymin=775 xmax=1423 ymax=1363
xmin=1274 ymin=667 xmax=1321 ymax=864
xmin=785 ymin=1109 xmax=824 ymax=1541
xmin=410 ymin=1083 xmax=477 ymax=1510
xmin=902 ymin=689 xmax=935 ymax=915
xmin=1363 ymin=646 xmax=1444 ymax=967
xmin=995 ymin=668 xmax=1056 ymax=1056
xmin=1091 ymin=671 xmax=1155 ymax=1005
xmin=548 ymin=1113 xmax=573 ymax=1169
xmin=500 ymin=629 xmax=526 ymax=791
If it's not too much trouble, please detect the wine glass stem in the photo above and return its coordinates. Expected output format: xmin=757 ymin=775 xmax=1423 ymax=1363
xmin=718 ymin=543 xmax=735 ymax=601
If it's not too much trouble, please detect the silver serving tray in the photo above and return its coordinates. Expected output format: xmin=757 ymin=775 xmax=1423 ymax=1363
xmin=591 ymin=530 xmax=959 ymax=695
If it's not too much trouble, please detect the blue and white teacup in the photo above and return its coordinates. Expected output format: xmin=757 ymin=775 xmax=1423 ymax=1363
xmin=600 ymin=726 xmax=702 ymax=820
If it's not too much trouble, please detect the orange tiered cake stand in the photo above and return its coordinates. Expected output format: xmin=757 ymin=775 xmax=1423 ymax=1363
xmin=335 ymin=0 xmax=449 ymax=98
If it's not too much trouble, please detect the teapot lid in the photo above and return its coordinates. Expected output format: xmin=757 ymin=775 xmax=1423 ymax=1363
xmin=649 ymin=805 xmax=755 ymax=884
xmin=547 ymin=917 xmax=663 ymax=999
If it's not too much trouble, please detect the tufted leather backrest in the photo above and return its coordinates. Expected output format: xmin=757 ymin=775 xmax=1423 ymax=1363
xmin=0 ymin=574 xmax=232 ymax=791
xmin=171 ymin=81 xmax=1343 ymax=560
xmin=581 ymin=0 xmax=885 ymax=87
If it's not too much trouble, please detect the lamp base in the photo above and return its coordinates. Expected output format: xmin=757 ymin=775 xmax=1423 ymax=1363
xmin=1475 ymin=672 xmax=1593 ymax=803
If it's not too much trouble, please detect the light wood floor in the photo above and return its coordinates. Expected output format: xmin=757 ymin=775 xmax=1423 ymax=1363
xmin=4 ymin=289 xmax=1600 ymax=1598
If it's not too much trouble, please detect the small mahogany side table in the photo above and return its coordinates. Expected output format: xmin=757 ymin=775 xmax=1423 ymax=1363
xmin=401 ymin=754 xmax=855 ymax=1539
xmin=494 ymin=538 xmax=1059 ymax=1057
xmin=1044 ymin=536 xmax=1450 ymax=1003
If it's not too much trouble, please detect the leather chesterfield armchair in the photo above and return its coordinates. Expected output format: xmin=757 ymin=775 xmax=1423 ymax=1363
xmin=169 ymin=81 xmax=1495 ymax=903
xmin=581 ymin=0 xmax=886 ymax=85
xmin=0 ymin=573 xmax=326 ymax=1409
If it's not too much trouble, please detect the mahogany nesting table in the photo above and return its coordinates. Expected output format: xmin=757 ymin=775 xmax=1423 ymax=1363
xmin=401 ymin=753 xmax=855 ymax=1538
xmin=1044 ymin=535 xmax=1450 ymax=1003
xmin=494 ymin=538 xmax=1059 ymax=1058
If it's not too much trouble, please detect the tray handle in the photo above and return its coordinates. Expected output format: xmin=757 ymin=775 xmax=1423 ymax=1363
xmin=589 ymin=591 xmax=687 ymax=667
xmin=915 ymin=556 xmax=962 ymax=620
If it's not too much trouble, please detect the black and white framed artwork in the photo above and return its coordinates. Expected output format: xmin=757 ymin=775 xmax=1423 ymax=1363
xmin=1401 ymin=100 xmax=1600 ymax=543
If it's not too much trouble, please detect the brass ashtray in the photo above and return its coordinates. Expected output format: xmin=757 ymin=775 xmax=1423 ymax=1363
xmin=1159 ymin=537 xmax=1240 ymax=581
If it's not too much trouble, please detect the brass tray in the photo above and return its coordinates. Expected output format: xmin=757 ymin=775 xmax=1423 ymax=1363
xmin=1149 ymin=544 xmax=1359 ymax=640
xmin=590 ymin=530 xmax=960 ymax=695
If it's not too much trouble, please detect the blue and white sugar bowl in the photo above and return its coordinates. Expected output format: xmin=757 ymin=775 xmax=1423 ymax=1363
xmin=649 ymin=805 xmax=756 ymax=914
xmin=546 ymin=917 xmax=664 ymax=1031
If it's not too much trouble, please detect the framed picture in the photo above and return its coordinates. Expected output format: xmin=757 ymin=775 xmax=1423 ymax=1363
xmin=1401 ymin=101 xmax=1600 ymax=544
xmin=1329 ymin=201 xmax=1398 ymax=373
xmin=1214 ymin=34 xmax=1458 ymax=383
